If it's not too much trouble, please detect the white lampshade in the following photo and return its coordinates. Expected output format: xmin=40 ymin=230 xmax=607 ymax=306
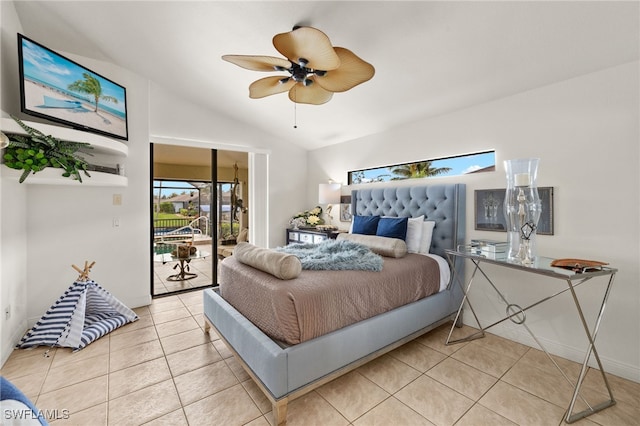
xmin=318 ymin=183 xmax=341 ymax=204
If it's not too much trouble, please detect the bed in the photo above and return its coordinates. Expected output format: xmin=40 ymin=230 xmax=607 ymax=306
xmin=203 ymin=183 xmax=466 ymax=424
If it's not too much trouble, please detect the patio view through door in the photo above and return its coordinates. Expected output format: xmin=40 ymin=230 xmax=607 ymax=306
xmin=151 ymin=144 xmax=249 ymax=297
xmin=152 ymin=179 xmax=215 ymax=296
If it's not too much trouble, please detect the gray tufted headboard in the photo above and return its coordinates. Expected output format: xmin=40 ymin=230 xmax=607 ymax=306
xmin=351 ymin=184 xmax=466 ymax=259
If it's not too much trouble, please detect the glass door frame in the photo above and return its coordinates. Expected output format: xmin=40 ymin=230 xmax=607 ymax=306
xmin=150 ymin=144 xmax=217 ymax=298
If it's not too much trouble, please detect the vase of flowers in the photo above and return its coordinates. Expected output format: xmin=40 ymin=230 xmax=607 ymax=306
xmin=290 ymin=206 xmax=325 ymax=229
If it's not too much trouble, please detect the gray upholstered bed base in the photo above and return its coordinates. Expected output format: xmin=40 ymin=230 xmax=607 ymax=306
xmin=203 ymin=183 xmax=466 ymax=424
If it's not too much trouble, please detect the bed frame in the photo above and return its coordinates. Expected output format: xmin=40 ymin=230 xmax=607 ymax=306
xmin=203 ymin=183 xmax=466 ymax=424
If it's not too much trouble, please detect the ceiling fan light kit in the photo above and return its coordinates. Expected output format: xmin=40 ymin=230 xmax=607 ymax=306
xmin=223 ymin=26 xmax=375 ymax=105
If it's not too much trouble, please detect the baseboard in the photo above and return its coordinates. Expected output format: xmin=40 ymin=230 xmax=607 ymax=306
xmin=127 ymin=294 xmax=153 ymax=310
xmin=1 ymin=318 xmax=28 ymax=368
xmin=474 ymin=322 xmax=640 ymax=383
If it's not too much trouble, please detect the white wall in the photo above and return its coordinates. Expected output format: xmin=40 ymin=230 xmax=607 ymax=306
xmin=0 ymin=2 xmax=151 ymax=365
xmin=307 ymin=62 xmax=640 ymax=382
xmin=1 ymin=1 xmax=30 ymax=367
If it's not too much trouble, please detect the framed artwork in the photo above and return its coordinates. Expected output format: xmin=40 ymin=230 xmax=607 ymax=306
xmin=474 ymin=187 xmax=554 ymax=235
xmin=340 ymin=195 xmax=352 ymax=222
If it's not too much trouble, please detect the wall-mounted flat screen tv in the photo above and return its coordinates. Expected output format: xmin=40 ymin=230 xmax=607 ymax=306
xmin=18 ymin=34 xmax=128 ymax=141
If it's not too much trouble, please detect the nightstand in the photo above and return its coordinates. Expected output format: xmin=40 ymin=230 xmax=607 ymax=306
xmin=286 ymin=228 xmax=340 ymax=245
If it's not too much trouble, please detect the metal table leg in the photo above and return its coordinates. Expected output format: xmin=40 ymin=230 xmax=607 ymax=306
xmin=564 ymin=273 xmax=617 ymax=423
xmin=446 ymin=259 xmax=485 ymax=345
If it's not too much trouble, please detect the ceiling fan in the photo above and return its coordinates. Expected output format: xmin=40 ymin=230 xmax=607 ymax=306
xmin=222 ymin=26 xmax=375 ymax=105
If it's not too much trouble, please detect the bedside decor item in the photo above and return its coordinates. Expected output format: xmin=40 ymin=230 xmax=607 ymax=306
xmin=318 ymin=182 xmax=341 ymax=226
xmin=2 ymin=115 xmax=92 ymax=183
xmin=504 ymin=158 xmax=542 ymax=264
xmin=289 ymin=206 xmax=324 ymax=229
xmin=551 ymin=258 xmax=609 ymax=273
xmin=316 ymin=224 xmax=338 ymax=231
xmin=475 ymin=187 xmax=554 ymax=235
xmin=340 ymin=195 xmax=352 ymax=222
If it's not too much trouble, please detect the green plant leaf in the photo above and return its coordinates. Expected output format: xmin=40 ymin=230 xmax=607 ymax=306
xmin=19 ymin=169 xmax=30 ymax=183
xmin=5 ymin=116 xmax=93 ymax=183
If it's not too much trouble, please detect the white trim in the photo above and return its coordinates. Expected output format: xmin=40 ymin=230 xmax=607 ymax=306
xmin=149 ymin=138 xmax=270 ymax=260
xmin=248 ymin=152 xmax=269 ymax=248
xmin=150 ymin=135 xmax=271 ymax=156
xmin=1 ymin=116 xmax=128 ymax=157
xmin=1 ymin=319 xmax=27 ymax=367
xmin=1 ymin=167 xmax=127 ymax=186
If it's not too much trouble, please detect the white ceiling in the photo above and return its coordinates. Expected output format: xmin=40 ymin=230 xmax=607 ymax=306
xmin=12 ymin=1 xmax=639 ymax=153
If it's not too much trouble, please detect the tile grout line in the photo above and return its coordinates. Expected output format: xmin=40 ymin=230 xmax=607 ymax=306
xmin=455 ymin=345 xmax=533 ymax=426
xmin=152 ymin=296 xmax=187 ymax=425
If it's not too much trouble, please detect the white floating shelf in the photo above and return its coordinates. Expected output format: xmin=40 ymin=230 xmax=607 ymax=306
xmin=2 ymin=115 xmax=128 ymax=187
xmin=1 ymin=167 xmax=127 ymax=187
xmin=1 ymin=116 xmax=128 ymax=157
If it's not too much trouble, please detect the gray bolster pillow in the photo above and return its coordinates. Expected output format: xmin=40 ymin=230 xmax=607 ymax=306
xmin=336 ymin=233 xmax=407 ymax=258
xmin=233 ymin=242 xmax=302 ymax=280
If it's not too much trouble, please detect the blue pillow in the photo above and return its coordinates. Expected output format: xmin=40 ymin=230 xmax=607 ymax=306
xmin=376 ymin=217 xmax=408 ymax=240
xmin=352 ymin=215 xmax=380 ymax=235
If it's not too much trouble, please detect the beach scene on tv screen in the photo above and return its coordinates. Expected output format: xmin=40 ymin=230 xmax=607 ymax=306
xmin=21 ymin=37 xmax=127 ymax=140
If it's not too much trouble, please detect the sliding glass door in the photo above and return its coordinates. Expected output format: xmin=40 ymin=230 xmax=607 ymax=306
xmin=152 ymin=179 xmax=214 ymax=296
xmin=150 ymin=144 xmax=217 ymax=297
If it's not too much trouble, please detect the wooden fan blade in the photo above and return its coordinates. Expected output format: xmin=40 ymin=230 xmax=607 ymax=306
xmin=222 ymin=55 xmax=291 ymax=72
xmin=249 ymin=76 xmax=297 ymax=98
xmin=314 ymin=47 xmax=375 ymax=93
xmin=288 ymin=79 xmax=334 ymax=105
xmin=273 ymin=27 xmax=340 ymax=71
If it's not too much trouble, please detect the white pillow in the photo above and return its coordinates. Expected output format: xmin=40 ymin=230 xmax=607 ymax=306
xmin=405 ymin=215 xmax=424 ymax=253
xmin=418 ymin=221 xmax=436 ymax=254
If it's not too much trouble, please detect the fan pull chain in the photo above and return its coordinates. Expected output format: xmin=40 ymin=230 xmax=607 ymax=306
xmin=293 ymin=87 xmax=298 ymax=129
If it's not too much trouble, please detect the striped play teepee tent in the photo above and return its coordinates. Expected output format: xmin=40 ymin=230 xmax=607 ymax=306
xmin=16 ymin=261 xmax=138 ymax=351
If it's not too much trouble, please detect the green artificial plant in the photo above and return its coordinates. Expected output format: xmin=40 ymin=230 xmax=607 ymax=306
xmin=2 ymin=116 xmax=93 ymax=183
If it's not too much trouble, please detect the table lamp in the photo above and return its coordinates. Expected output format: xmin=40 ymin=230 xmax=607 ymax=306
xmin=318 ymin=182 xmax=341 ymax=226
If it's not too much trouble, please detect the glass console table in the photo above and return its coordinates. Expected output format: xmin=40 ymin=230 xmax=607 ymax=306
xmin=445 ymin=247 xmax=617 ymax=424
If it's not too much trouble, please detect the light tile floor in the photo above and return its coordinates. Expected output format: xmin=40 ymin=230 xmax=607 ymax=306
xmin=2 ymin=289 xmax=639 ymax=426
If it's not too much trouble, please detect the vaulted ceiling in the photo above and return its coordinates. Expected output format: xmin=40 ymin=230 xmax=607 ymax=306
xmin=11 ymin=1 xmax=639 ymax=152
